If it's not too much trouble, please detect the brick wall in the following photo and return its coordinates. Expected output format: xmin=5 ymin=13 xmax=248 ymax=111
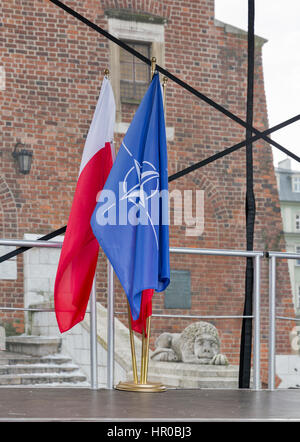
xmin=0 ymin=0 xmax=294 ymax=366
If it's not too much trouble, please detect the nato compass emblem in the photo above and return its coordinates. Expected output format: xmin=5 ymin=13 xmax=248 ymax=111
xmin=120 ymin=141 xmax=160 ymax=248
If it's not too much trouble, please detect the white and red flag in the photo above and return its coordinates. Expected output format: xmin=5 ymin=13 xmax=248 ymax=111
xmin=54 ymin=77 xmax=115 ymax=333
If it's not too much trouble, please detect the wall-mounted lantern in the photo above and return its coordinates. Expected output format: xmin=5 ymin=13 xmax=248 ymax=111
xmin=12 ymin=142 xmax=33 ymax=175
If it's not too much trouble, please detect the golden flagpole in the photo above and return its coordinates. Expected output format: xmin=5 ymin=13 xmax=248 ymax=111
xmin=127 ymin=301 xmax=138 ymax=384
xmin=116 ymin=56 xmax=166 ymax=393
xmin=140 ymin=329 xmax=146 ymax=384
xmin=141 ymin=316 xmax=151 ymax=384
xmin=140 ymin=56 xmax=157 ymax=386
xmin=162 ymin=76 xmax=168 ymax=110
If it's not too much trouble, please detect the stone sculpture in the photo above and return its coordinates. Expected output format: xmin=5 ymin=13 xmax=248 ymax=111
xmin=151 ymin=321 xmax=228 ymax=365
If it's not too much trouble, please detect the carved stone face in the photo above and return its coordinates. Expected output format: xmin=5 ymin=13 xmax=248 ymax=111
xmin=194 ymin=333 xmax=220 ymax=363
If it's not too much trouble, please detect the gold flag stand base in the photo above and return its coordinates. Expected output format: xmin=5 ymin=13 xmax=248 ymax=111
xmin=115 ymin=381 xmax=166 ymax=393
xmin=118 ymin=296 xmax=167 ymax=393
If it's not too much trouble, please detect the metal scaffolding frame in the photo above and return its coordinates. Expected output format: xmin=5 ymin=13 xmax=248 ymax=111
xmin=268 ymin=251 xmax=300 ymax=390
xmin=1 ymin=241 xmax=300 ymax=392
xmin=0 ymin=238 xmax=264 ymax=391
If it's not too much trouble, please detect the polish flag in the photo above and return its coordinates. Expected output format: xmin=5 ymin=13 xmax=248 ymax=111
xmin=54 ymin=77 xmax=115 ymax=333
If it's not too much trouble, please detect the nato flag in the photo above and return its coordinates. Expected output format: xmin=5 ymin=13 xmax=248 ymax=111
xmin=90 ymin=73 xmax=170 ymax=320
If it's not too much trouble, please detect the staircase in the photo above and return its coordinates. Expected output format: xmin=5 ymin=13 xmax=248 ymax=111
xmin=0 ymin=336 xmax=88 ymax=387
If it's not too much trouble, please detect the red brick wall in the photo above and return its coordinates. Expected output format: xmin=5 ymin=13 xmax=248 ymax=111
xmin=0 ymin=0 xmax=294 ymax=365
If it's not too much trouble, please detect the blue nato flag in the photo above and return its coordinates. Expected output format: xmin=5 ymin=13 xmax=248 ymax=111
xmin=90 ymin=73 xmax=170 ymax=320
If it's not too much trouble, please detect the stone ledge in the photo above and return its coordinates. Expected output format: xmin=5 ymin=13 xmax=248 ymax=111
xmin=146 ymin=360 xmax=240 ymax=389
xmin=104 ymin=9 xmax=167 ymax=25
xmin=214 ymin=18 xmax=267 ymax=47
xmin=6 ymin=336 xmax=61 ymax=357
xmin=148 ymin=360 xmax=239 ymax=377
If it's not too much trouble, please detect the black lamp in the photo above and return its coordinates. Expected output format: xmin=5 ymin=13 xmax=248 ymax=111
xmin=12 ymin=142 xmax=33 ymax=175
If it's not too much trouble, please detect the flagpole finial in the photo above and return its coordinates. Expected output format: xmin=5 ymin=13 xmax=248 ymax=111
xmin=104 ymin=68 xmax=110 ymax=78
xmin=151 ymin=57 xmax=157 ymax=79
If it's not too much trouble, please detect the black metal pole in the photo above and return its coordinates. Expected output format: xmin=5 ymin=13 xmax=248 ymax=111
xmin=239 ymin=0 xmax=256 ymax=389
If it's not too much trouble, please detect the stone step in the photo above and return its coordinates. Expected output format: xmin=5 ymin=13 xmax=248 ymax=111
xmin=0 ymin=372 xmax=87 ymax=386
xmin=5 ymin=336 xmax=61 ymax=356
xmin=0 ymin=363 xmax=79 ymax=375
xmin=3 ymin=356 xmax=73 ymax=366
xmin=0 ymin=350 xmax=88 ymax=387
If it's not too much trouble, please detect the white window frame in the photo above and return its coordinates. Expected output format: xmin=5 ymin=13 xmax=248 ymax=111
xmin=292 ymin=176 xmax=300 ymax=192
xmin=108 ymin=17 xmax=165 ymax=124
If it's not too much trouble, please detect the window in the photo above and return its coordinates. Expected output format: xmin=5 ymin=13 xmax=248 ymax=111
xmin=107 ymin=12 xmax=165 ymax=124
xmin=296 ymin=215 xmax=300 ymax=232
xmin=120 ymin=42 xmax=151 ymax=103
xmin=296 ymin=246 xmax=300 ymax=266
xmin=293 ymin=176 xmax=300 ymax=192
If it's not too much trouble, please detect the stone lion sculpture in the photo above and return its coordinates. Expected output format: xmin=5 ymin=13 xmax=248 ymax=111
xmin=151 ymin=321 xmax=228 ymax=365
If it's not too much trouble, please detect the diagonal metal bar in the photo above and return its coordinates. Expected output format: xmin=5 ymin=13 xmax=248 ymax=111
xmin=1 ymin=1 xmax=299 ymax=266
xmin=168 ymin=113 xmax=300 ymax=182
xmin=0 ymin=226 xmax=67 ymax=263
xmin=48 ymin=0 xmax=300 ymax=164
xmin=1 ymin=112 xmax=299 ymax=264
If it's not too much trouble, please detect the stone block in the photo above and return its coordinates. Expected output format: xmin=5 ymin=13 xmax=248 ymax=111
xmin=0 ymin=327 xmax=5 ymax=351
xmin=5 ymin=336 xmax=61 ymax=356
xmin=0 ymin=247 xmax=17 ymax=280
